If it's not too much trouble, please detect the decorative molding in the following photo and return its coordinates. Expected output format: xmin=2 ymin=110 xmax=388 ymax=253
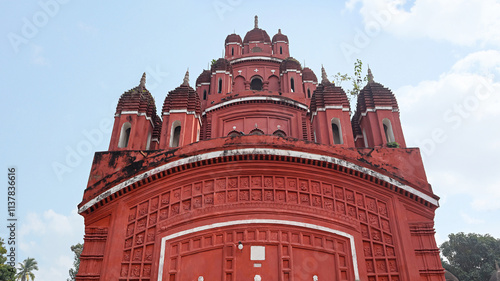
xmin=203 ymin=96 xmax=309 ymax=114
xmin=157 ymin=219 xmax=360 ymax=281
xmin=78 ymin=148 xmax=438 ymax=214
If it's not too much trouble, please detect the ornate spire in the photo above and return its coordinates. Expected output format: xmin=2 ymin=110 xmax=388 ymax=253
xmin=139 ymin=72 xmax=146 ymax=89
xmin=182 ymin=68 xmax=189 ymax=86
xmin=367 ymin=66 xmax=374 ymax=83
xmin=254 ymin=15 xmax=258 ymax=29
xmin=321 ymin=64 xmax=329 ymax=84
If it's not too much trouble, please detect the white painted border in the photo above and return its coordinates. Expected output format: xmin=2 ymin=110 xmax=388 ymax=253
xmin=157 ymin=219 xmax=360 ymax=281
xmin=230 ymin=56 xmax=283 ymax=64
xmin=203 ymin=96 xmax=309 ymax=115
xmin=78 ymin=148 xmax=438 ymax=214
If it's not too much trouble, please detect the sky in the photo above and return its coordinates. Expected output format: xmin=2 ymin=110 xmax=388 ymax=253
xmin=1 ymin=0 xmax=499 ymax=280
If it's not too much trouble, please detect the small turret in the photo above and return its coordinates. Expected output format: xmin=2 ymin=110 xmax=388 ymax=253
xmin=159 ymin=71 xmax=202 ymax=149
xmin=109 ymin=73 xmax=159 ymax=150
xmin=351 ymin=67 xmax=406 ymax=148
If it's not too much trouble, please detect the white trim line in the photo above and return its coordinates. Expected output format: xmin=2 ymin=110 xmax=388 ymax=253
xmin=78 ymin=148 xmax=438 ymax=214
xmin=162 ymin=109 xmax=202 ymax=126
xmin=310 ymin=106 xmax=351 ymax=122
xmin=115 ymin=111 xmax=155 ymax=127
xmin=203 ymin=96 xmax=309 ymax=115
xmin=230 ymin=56 xmax=283 ymax=64
xmin=157 ymin=219 xmax=360 ymax=281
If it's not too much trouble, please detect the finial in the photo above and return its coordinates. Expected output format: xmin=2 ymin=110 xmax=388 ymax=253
xmin=367 ymin=65 xmax=374 ymax=83
xmin=278 ymin=28 xmax=281 ymax=34
xmin=140 ymin=72 xmax=146 ymax=88
xmin=321 ymin=64 xmax=329 ymax=84
xmin=182 ymin=68 xmax=189 ymax=86
xmin=254 ymin=15 xmax=258 ymax=29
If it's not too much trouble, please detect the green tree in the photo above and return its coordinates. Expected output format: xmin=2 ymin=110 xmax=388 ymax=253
xmin=0 ymin=237 xmax=16 ymax=281
xmin=333 ymin=58 xmax=368 ymax=99
xmin=67 ymin=243 xmax=83 ymax=281
xmin=15 ymin=257 xmax=38 ymax=281
xmin=441 ymin=232 xmax=500 ymax=281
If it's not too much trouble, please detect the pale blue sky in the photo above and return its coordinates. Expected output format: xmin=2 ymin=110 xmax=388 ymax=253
xmin=1 ymin=1 xmax=499 ymax=280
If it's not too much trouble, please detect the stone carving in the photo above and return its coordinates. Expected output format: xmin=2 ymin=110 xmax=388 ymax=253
xmin=120 ymin=264 xmax=128 ymax=277
xmin=264 ymin=177 xmax=273 ymax=188
xmin=171 ymin=204 xmax=180 ymax=214
xmin=299 ymin=180 xmax=308 ymax=191
xmin=161 ymin=193 xmax=170 ymax=206
xmin=134 ymin=248 xmax=143 ymax=261
xmin=377 ymin=260 xmax=387 ymax=272
xmin=160 ymin=209 xmax=168 ymax=220
xmin=205 ymin=195 xmax=214 ymax=205
xmin=366 ymin=260 xmax=374 ymax=272
xmin=228 ymin=178 xmax=237 ymax=189
xmin=150 ymin=197 xmax=158 ymax=211
xmin=136 ymin=234 xmax=144 ymax=245
xmin=137 ymin=218 xmax=147 ymax=231
xmin=143 ymin=265 xmax=151 ymax=276
xmin=239 ymin=190 xmax=249 ymax=201
xmin=265 ymin=190 xmax=273 ymax=201
xmin=183 ymin=185 xmax=192 ymax=198
xmin=311 ymin=182 xmax=320 ymax=193
xmin=193 ymin=197 xmax=202 ymax=208
xmin=131 ymin=265 xmax=140 ymax=277
xmin=127 ymin=224 xmax=134 ymax=236
xmin=216 ymin=179 xmax=226 ymax=190
xmin=276 ymin=178 xmax=285 ymax=189
xmin=252 ymin=177 xmax=262 ymax=187
xmin=149 ymin=213 xmax=157 ymax=225
xmin=183 ymin=200 xmax=191 ymax=211
xmin=123 ymin=251 xmax=130 ymax=261
xmin=252 ymin=190 xmax=262 ymax=201
xmin=288 ymin=179 xmax=297 ymax=190
xmin=241 ymin=177 xmax=249 ymax=188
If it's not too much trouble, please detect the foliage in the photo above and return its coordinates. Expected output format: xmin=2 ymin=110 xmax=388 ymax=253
xmin=67 ymin=243 xmax=83 ymax=281
xmin=440 ymin=232 xmax=500 ymax=281
xmin=0 ymin=238 xmax=16 ymax=281
xmin=333 ymin=59 xmax=368 ymax=99
xmin=210 ymin=59 xmax=217 ymax=67
xmin=15 ymin=257 xmax=38 ymax=281
xmin=386 ymin=142 xmax=400 ymax=148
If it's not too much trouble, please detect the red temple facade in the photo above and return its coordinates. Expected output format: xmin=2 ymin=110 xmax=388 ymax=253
xmin=77 ymin=16 xmax=445 ymax=281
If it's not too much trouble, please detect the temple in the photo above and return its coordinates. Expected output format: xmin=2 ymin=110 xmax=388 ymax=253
xmin=77 ymin=16 xmax=445 ymax=281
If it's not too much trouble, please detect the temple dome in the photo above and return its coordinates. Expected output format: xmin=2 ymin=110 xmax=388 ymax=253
xmin=211 ymin=58 xmax=232 ymax=72
xmin=243 ymin=28 xmax=271 ymax=44
xmin=302 ymin=67 xmax=318 ymax=82
xmin=225 ymin=33 xmax=242 ymax=45
xmin=196 ymin=70 xmax=211 ymax=85
xmin=354 ymin=68 xmax=399 ymax=113
xmin=272 ymin=29 xmax=288 ymax=43
xmin=162 ymin=71 xmax=201 ymax=116
xmin=243 ymin=15 xmax=271 ymax=44
xmin=115 ymin=73 xmax=157 ymax=118
xmin=280 ymin=57 xmax=302 ymax=73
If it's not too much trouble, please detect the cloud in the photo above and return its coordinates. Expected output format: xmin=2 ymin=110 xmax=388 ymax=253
xmin=31 ymin=44 xmax=50 ymax=66
xmin=18 ymin=209 xmax=84 ymax=281
xmin=345 ymin=0 xmax=500 ymax=47
xmin=396 ymin=50 xmax=500 ymax=211
xmin=460 ymin=212 xmax=485 ymax=225
xmin=77 ymin=22 xmax=99 ymax=35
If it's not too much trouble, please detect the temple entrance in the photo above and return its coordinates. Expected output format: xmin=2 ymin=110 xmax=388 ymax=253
xmin=161 ymin=224 xmax=355 ymax=281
